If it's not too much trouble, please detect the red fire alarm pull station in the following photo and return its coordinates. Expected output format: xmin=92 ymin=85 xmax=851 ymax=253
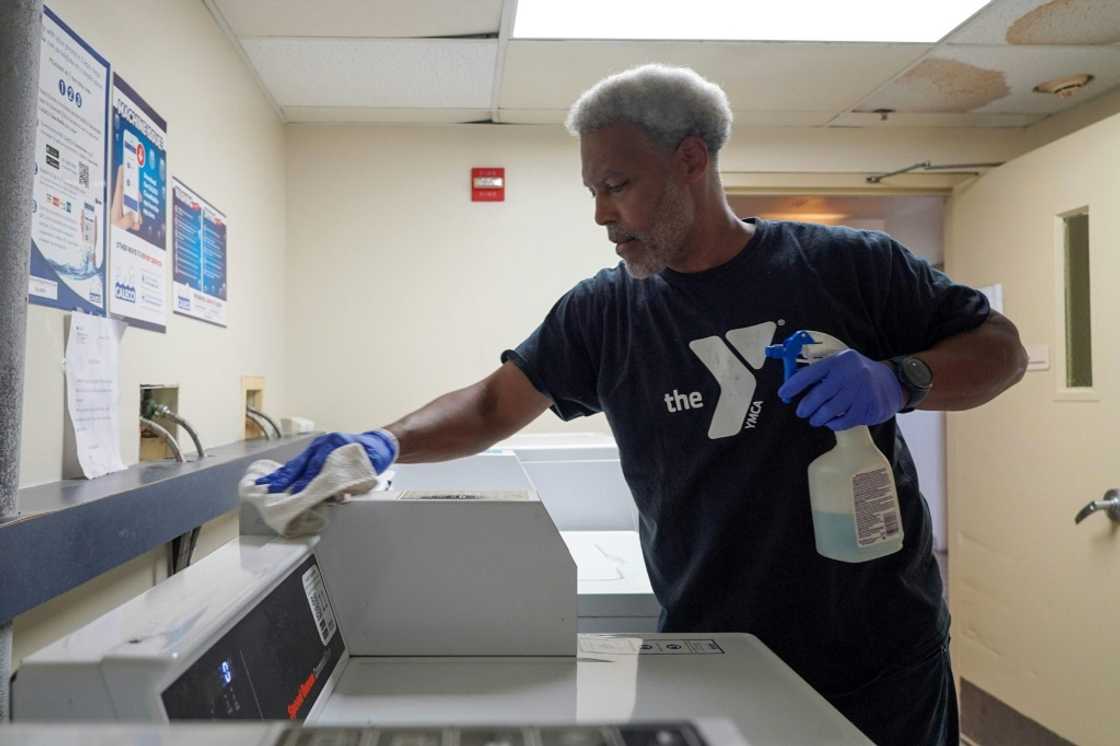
xmin=471 ymin=167 xmax=505 ymax=202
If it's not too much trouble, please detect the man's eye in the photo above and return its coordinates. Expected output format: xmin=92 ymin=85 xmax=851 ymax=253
xmin=607 ymin=182 xmax=627 ymax=194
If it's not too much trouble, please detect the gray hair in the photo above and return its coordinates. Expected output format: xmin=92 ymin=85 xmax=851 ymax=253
xmin=566 ymin=64 xmax=733 ymax=156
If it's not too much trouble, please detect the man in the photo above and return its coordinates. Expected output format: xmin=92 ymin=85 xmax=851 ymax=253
xmin=259 ymin=65 xmax=1027 ymax=744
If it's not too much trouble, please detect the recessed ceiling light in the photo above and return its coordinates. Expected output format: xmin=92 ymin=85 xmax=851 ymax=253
xmin=513 ymin=0 xmax=992 ymax=43
xmin=1033 ymin=74 xmax=1094 ymax=98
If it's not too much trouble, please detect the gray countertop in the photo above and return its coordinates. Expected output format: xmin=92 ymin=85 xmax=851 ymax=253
xmin=1 ymin=435 xmax=315 ymax=623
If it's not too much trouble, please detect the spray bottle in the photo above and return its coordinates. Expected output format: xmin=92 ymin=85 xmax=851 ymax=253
xmin=765 ymin=330 xmax=903 ymax=563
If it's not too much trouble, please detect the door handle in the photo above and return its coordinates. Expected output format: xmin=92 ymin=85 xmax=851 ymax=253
xmin=1075 ymin=488 xmax=1120 ymax=524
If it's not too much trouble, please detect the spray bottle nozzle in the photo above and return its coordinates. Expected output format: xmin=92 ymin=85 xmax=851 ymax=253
xmin=765 ymin=330 xmax=819 ymax=383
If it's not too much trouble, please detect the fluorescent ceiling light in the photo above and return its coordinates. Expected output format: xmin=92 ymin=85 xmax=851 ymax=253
xmin=512 ymin=0 xmax=991 ymax=43
xmin=762 ymin=213 xmax=850 ymax=224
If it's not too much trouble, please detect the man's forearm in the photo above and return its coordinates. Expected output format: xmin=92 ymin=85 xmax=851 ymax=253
xmin=383 ymin=362 xmax=553 ymax=463
xmin=384 ymin=383 xmax=506 ymax=463
xmin=913 ymin=311 xmax=1028 ymax=411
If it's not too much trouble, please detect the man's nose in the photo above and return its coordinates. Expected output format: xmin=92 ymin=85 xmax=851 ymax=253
xmin=594 ymin=194 xmax=616 ymax=226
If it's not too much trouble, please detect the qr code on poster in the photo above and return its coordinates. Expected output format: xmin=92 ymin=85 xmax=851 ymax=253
xmin=78 ymin=161 xmax=89 ymax=188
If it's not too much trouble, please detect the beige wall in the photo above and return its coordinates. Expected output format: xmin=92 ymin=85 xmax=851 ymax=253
xmin=286 ymin=124 xmax=607 ymax=434
xmin=284 ymin=123 xmax=1029 ymax=434
xmin=12 ymin=1 xmax=284 ymax=665
xmin=1020 ymin=85 xmax=1120 ymax=155
xmin=945 ymin=112 xmax=1120 ymax=745
xmin=19 ymin=0 xmax=288 ymax=488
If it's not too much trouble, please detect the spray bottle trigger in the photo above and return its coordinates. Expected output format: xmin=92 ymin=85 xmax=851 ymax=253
xmin=796 ymin=332 xmax=848 ymax=363
xmin=764 ymin=330 xmax=819 ymax=383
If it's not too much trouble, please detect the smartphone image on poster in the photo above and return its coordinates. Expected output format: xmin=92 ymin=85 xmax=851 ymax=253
xmin=67 ymin=201 xmax=97 ymax=277
xmin=122 ymin=130 xmax=141 ymax=217
xmin=81 ymin=202 xmax=96 ymax=258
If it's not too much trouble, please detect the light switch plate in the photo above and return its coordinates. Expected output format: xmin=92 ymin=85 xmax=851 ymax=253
xmin=1026 ymin=344 xmax=1049 ymax=371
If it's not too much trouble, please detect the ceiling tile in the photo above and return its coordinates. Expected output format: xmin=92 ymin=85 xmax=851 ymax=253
xmin=948 ymin=0 xmax=1120 ymax=46
xmin=241 ymin=38 xmax=497 ymax=108
xmin=498 ymin=109 xmax=837 ymax=127
xmin=833 ymin=111 xmax=1045 ymax=127
xmin=857 ymin=45 xmax=1120 ymax=114
xmin=284 ymin=107 xmax=494 ymax=124
xmin=499 ymin=41 xmax=931 ymax=112
xmin=732 ymin=111 xmax=839 ymax=127
xmin=495 ymin=109 xmax=566 ymax=124
xmin=212 ymin=0 xmax=503 ymax=38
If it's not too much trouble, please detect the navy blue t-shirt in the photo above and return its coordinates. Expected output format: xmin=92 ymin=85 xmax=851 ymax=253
xmin=502 ymin=218 xmax=989 ymax=696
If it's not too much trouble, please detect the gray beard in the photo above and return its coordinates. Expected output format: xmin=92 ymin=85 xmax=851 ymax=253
xmin=621 ymin=181 xmax=693 ymax=279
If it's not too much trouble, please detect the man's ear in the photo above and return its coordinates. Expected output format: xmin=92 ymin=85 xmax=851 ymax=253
xmin=676 ymin=135 xmax=710 ymax=184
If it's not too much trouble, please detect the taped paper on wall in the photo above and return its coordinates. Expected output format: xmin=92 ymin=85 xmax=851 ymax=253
xmin=65 ymin=314 xmax=126 ymax=478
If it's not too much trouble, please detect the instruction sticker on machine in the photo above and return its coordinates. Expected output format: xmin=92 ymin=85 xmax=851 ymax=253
xmin=579 ymin=637 xmax=724 ymax=656
xmin=302 ymin=565 xmax=337 ymax=646
xmin=852 ymin=468 xmax=901 ymax=547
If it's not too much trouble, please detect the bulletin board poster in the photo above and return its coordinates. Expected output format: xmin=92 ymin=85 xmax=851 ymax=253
xmin=108 ymin=74 xmax=168 ymax=332
xmin=28 ymin=6 xmax=111 ymax=315
xmin=172 ymin=178 xmax=228 ymax=327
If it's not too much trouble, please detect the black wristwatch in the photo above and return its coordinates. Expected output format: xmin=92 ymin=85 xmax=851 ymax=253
xmin=890 ymin=355 xmax=933 ymax=413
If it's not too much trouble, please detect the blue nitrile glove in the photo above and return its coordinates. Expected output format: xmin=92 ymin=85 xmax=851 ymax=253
xmin=777 ymin=349 xmax=905 ymax=431
xmin=255 ymin=429 xmax=398 ymax=495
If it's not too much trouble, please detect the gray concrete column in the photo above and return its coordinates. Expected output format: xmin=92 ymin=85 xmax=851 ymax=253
xmin=0 ymin=0 xmax=44 ymax=722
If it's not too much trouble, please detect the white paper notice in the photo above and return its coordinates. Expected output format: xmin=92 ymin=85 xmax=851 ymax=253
xmin=65 ymin=314 xmax=126 ymax=478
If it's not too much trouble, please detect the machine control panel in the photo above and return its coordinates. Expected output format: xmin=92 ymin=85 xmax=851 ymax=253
xmin=161 ymin=556 xmax=345 ymax=720
xmin=279 ymin=722 xmax=708 ymax=746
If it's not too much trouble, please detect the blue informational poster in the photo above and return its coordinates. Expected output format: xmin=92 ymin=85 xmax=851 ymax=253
xmin=172 ymin=178 xmax=228 ymax=327
xmin=29 ymin=6 xmax=111 ymax=315
xmin=109 ymin=74 xmax=169 ymax=332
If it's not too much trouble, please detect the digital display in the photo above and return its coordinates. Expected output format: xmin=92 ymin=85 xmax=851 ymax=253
xmin=161 ymin=557 xmax=345 ymax=720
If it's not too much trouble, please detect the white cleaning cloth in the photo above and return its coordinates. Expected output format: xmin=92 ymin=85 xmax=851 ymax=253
xmin=239 ymin=442 xmax=381 ymax=537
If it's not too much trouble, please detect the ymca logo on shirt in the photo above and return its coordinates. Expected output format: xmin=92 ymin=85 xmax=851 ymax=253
xmin=662 ymin=321 xmax=778 ymax=439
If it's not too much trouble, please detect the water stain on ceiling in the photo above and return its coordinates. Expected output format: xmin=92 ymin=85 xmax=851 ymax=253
xmin=1007 ymin=0 xmax=1120 ymax=45
xmin=893 ymin=58 xmax=1011 ymax=112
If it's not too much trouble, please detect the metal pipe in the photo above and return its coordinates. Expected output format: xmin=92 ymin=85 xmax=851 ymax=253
xmin=866 ymin=160 xmax=1006 ymax=184
xmin=140 ymin=417 xmax=185 ymax=463
xmin=0 ymin=0 xmax=44 ymax=722
xmin=154 ymin=405 xmax=205 ymax=459
xmin=173 ymin=530 xmax=193 ymax=575
xmin=866 ymin=161 xmax=931 ymax=184
xmin=0 ymin=626 xmax=9 ymax=723
xmin=920 ymin=161 xmax=1006 ymax=171
xmin=139 ymin=418 xmax=199 ymax=575
xmin=245 ymin=412 xmax=273 ymax=440
xmin=247 ymin=406 xmax=283 ymax=439
xmin=167 ymin=407 xmax=207 ymax=569
xmin=186 ymin=525 xmax=202 ymax=566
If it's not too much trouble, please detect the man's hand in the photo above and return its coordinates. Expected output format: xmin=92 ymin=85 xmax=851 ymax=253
xmin=255 ymin=430 xmax=398 ymax=494
xmin=778 ymin=350 xmax=904 ymax=431
xmin=252 ymin=361 xmax=551 ymax=495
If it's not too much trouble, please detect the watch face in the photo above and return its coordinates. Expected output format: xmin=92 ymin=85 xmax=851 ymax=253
xmin=903 ymin=357 xmax=933 ymax=388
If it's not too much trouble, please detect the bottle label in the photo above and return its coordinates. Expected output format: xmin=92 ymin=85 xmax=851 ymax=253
xmin=852 ymin=468 xmax=902 ymax=547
